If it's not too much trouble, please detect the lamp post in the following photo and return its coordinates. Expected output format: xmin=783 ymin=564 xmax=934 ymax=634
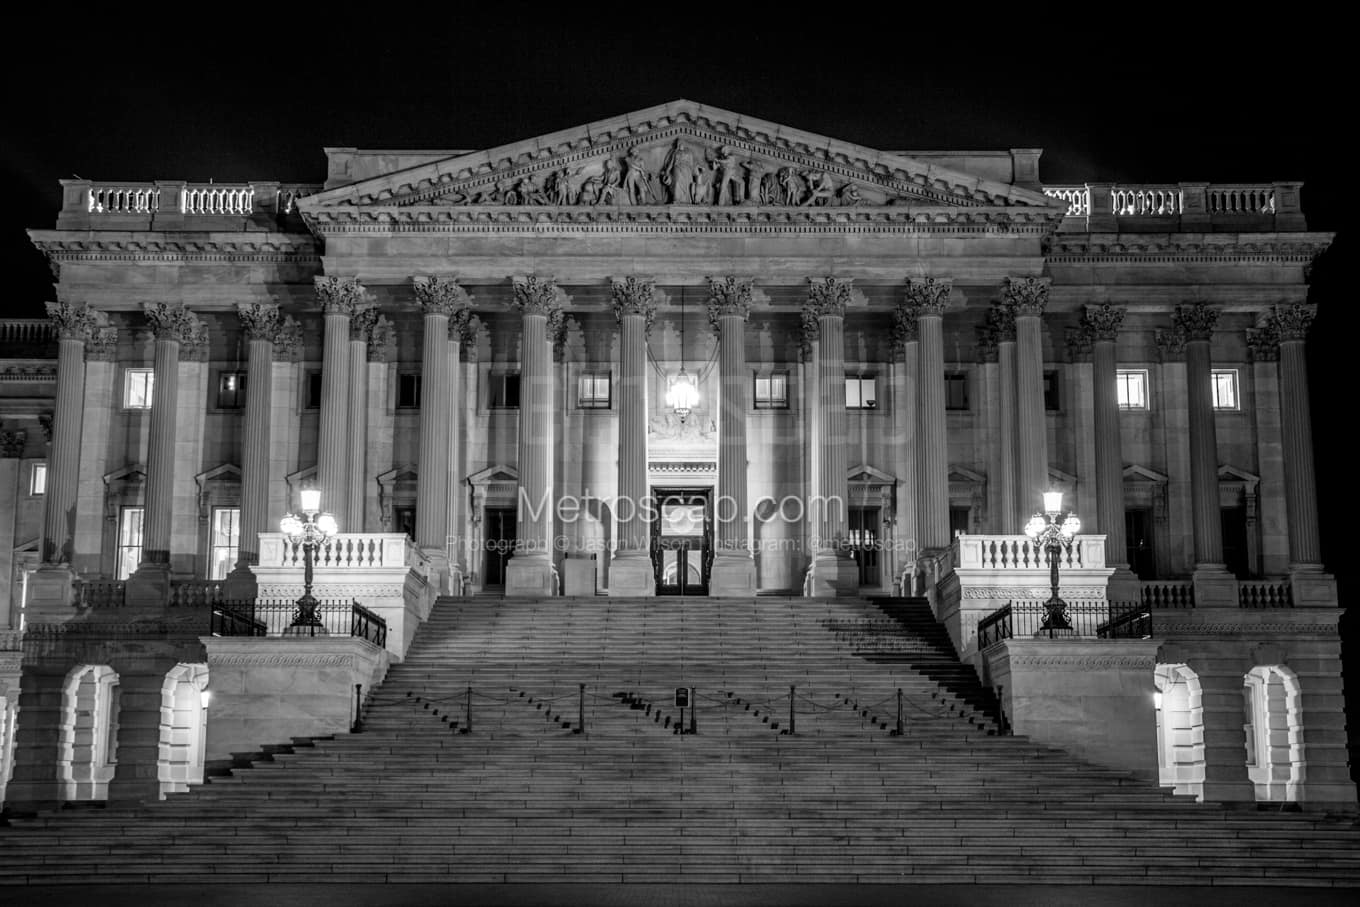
xmin=280 ymin=488 xmax=338 ymax=634
xmin=1023 ymin=490 xmax=1081 ymax=632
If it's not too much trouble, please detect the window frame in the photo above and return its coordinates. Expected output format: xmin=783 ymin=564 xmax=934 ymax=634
xmin=30 ymin=462 xmax=47 ymax=496
xmin=1211 ymin=368 xmax=1240 ymax=411
xmin=208 ymin=506 xmax=241 ymax=581
xmin=576 ymin=370 xmax=612 ymax=410
xmin=945 ymin=370 xmax=970 ymax=412
xmin=123 ymin=368 xmax=154 ymax=410
xmin=303 ymin=371 xmax=323 ymax=410
xmin=488 ymin=371 xmax=521 ymax=410
xmin=214 ymin=370 xmax=247 ymax=410
xmin=116 ymin=506 xmax=144 ymax=581
xmin=1043 ymin=369 xmax=1061 ymax=412
xmin=396 ymin=372 xmax=423 ymax=410
xmin=1116 ymin=369 xmax=1150 ymax=411
xmin=752 ymin=370 xmax=790 ymax=410
xmin=845 ymin=373 xmax=878 ymax=410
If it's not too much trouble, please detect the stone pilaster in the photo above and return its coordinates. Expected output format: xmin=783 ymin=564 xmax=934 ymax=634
xmin=129 ymin=302 xmax=201 ymax=605
xmin=1006 ymin=277 xmax=1050 ymax=517
xmin=1174 ymin=304 xmax=1235 ymax=606
xmin=707 ymin=277 xmax=756 ymax=596
xmin=2 ymin=664 xmax=69 ymax=811
xmin=801 ymin=329 xmax=820 ymax=586
xmin=807 ymin=277 xmax=858 ymax=596
xmin=315 ymin=276 xmax=364 ymax=528
xmin=225 ymin=303 xmax=280 ymax=599
xmin=912 ymin=278 xmax=952 ymax=551
xmin=891 ymin=304 xmax=919 ymax=583
xmin=1085 ymin=304 xmax=1137 ymax=600
xmin=609 ymin=277 xmax=657 ymax=597
xmin=106 ymin=670 xmax=172 ymax=805
xmin=506 ymin=276 xmax=561 ymax=597
xmin=988 ymin=303 xmax=1020 ymax=532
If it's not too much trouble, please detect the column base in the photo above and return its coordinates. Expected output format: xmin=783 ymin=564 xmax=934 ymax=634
xmin=608 ymin=551 xmax=654 ymax=597
xmin=709 ymin=551 xmax=755 ymax=598
xmin=1192 ymin=565 xmax=1239 ymax=607
xmin=811 ymin=551 xmax=859 ymax=598
xmin=24 ymin=564 xmax=78 ymax=624
xmin=505 ymin=553 xmax=557 ymax=598
xmin=126 ymin=561 xmax=172 ymax=609
xmin=421 ymin=547 xmax=451 ymax=596
xmin=221 ymin=562 xmax=259 ymax=603
xmin=1106 ymin=565 xmax=1141 ymax=605
xmin=1288 ymin=564 xmax=1337 ymax=607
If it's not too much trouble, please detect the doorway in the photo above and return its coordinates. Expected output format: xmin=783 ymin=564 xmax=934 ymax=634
xmin=483 ymin=507 xmax=516 ymax=587
xmin=849 ymin=506 xmax=881 ymax=586
xmin=1126 ymin=508 xmax=1156 ymax=579
xmin=652 ymin=488 xmax=712 ymax=596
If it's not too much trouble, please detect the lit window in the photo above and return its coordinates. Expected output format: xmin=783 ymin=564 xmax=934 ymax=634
xmin=117 ymin=507 xmax=144 ymax=580
xmin=846 ymin=375 xmax=877 ymax=410
xmin=1117 ymin=370 xmax=1149 ymax=410
xmin=30 ymin=463 xmax=47 ymax=496
xmin=578 ymin=371 xmax=611 ymax=409
xmin=945 ymin=372 xmax=969 ymax=411
xmin=753 ymin=371 xmax=788 ymax=409
xmin=124 ymin=369 xmax=154 ymax=409
xmin=489 ymin=373 xmax=521 ymax=409
xmin=209 ymin=507 xmax=240 ymax=580
xmin=1212 ymin=369 xmax=1239 ymax=410
xmin=397 ymin=373 xmax=422 ymax=409
xmin=216 ymin=371 xmax=247 ymax=409
xmin=1043 ymin=370 xmax=1061 ymax=412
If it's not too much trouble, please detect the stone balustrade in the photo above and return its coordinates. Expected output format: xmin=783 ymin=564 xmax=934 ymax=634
xmin=954 ymin=533 xmax=1106 ymax=571
xmin=1042 ymin=186 xmax=1089 ymax=217
xmin=1112 ymin=186 xmax=1182 ymax=216
xmin=0 ymin=630 xmax=20 ymax=651
xmin=182 ymin=185 xmax=254 ymax=215
xmin=57 ymin=180 xmax=320 ymax=228
xmin=0 ymin=320 xmax=57 ymax=346
xmin=257 ymin=532 xmax=424 ymax=570
xmin=1043 ymin=182 xmax=1299 ymax=229
xmin=87 ymin=184 xmax=161 ymax=214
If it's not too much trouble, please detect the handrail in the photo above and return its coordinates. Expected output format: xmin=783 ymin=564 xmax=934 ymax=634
xmin=977 ymin=599 xmax=1153 ymax=646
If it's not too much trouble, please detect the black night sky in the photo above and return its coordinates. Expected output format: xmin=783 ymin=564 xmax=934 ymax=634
xmin=2 ymin=16 xmax=1355 ymax=772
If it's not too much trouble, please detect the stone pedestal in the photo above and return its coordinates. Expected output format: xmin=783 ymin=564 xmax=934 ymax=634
xmin=709 ymin=551 xmax=756 ymax=597
xmin=608 ymin=550 xmax=654 ymax=597
xmin=1106 ymin=565 xmax=1142 ymax=605
xmin=1192 ymin=566 xmax=1239 ymax=608
xmin=506 ymin=552 xmax=556 ymax=597
xmin=23 ymin=565 xmax=78 ymax=624
xmin=811 ymin=551 xmax=859 ymax=598
xmin=1289 ymin=565 xmax=1337 ymax=607
xmin=125 ymin=562 xmax=171 ymax=609
xmin=562 ymin=555 xmax=598 ymax=597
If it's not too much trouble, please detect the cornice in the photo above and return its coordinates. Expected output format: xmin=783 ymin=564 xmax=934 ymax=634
xmin=1046 ymin=233 xmax=1333 ymax=264
xmin=29 ymin=232 xmax=321 ymax=265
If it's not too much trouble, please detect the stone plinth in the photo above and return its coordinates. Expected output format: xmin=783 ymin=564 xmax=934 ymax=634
xmin=200 ymin=635 xmax=389 ymax=765
xmin=505 ymin=553 xmax=556 ymax=598
xmin=606 ymin=551 xmax=652 ymax=597
xmin=23 ymin=565 xmax=78 ymax=624
xmin=709 ymin=551 xmax=756 ymax=597
xmin=983 ymin=638 xmax=1161 ymax=779
xmin=811 ymin=552 xmax=859 ymax=598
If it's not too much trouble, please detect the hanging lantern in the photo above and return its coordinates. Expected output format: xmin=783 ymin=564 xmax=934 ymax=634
xmin=666 ymin=369 xmax=700 ymax=422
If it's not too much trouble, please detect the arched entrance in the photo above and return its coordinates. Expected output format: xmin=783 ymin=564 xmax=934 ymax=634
xmin=59 ymin=665 xmax=121 ymax=801
xmin=1154 ymin=663 xmax=1205 ymax=800
xmin=1243 ymin=664 xmax=1306 ymax=802
xmin=159 ymin=663 xmax=210 ymax=798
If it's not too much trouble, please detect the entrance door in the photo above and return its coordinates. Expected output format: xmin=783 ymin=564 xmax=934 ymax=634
xmin=1126 ymin=508 xmax=1156 ymax=580
xmin=849 ymin=506 xmax=880 ymax=586
xmin=652 ymin=488 xmax=711 ymax=596
xmin=483 ymin=507 xmax=516 ymax=587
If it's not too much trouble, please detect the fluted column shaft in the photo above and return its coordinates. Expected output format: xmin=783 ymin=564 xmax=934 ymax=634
xmin=318 ymin=310 xmax=351 ymax=524
xmin=237 ymin=336 xmax=273 ymax=567
xmin=1185 ymin=336 xmax=1224 ymax=566
xmin=518 ymin=311 xmax=552 ymax=555
xmin=42 ymin=336 xmax=86 ymax=563
xmin=1279 ymin=335 xmax=1321 ymax=565
xmin=1015 ymin=311 xmax=1048 ymax=515
xmin=898 ymin=338 xmax=919 ymax=560
xmin=617 ymin=311 xmax=649 ymax=552
xmin=1090 ymin=310 xmax=1128 ymax=567
xmin=717 ymin=312 xmax=749 ymax=553
xmin=142 ymin=334 xmax=180 ymax=565
xmin=346 ymin=335 xmax=368 ymax=530
xmin=416 ymin=311 xmax=451 ymax=550
xmin=997 ymin=339 xmax=1019 ymax=531
xmin=817 ymin=313 xmax=848 ymax=545
xmin=916 ymin=309 xmax=949 ymax=549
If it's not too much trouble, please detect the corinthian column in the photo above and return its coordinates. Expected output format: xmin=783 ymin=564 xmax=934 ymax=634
xmin=413 ymin=277 xmax=472 ymax=588
xmin=891 ymin=304 xmax=919 ymax=585
xmin=226 ymin=303 xmax=281 ymax=599
xmin=1085 ymin=304 xmax=1136 ymax=599
xmin=1175 ymin=303 xmax=1236 ymax=605
xmin=315 ymin=276 xmax=364 ymax=527
xmin=506 ymin=276 xmax=561 ymax=597
xmin=608 ymin=277 xmax=657 ymax=597
xmin=988 ymin=303 xmax=1020 ymax=531
xmin=1007 ymin=277 xmax=1050 ymax=516
xmin=347 ymin=305 xmax=377 ymax=530
xmin=708 ymin=276 xmax=757 ymax=596
xmin=806 ymin=277 xmax=858 ymax=596
xmin=129 ymin=302 xmax=203 ymax=604
xmin=911 ymin=278 xmax=952 ymax=551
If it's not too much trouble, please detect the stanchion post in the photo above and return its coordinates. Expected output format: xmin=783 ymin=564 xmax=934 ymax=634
xmin=689 ymin=687 xmax=696 ymax=735
xmin=466 ymin=684 xmax=472 ymax=734
xmin=353 ymin=683 xmax=363 ymax=733
xmin=578 ymin=682 xmax=585 ymax=735
xmin=790 ymin=684 xmax=796 ymax=736
xmin=897 ymin=688 xmax=904 ymax=737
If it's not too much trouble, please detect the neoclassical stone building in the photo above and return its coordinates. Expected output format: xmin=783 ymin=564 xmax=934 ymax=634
xmin=0 ymin=100 xmax=1348 ymax=809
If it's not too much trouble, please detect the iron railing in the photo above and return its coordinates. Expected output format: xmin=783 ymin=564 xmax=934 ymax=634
xmin=210 ymin=598 xmax=387 ymax=646
xmin=977 ymin=600 xmax=1153 ymax=648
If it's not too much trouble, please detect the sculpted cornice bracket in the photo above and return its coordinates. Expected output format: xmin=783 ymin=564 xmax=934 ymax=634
xmin=413 ymin=276 xmax=475 ymax=318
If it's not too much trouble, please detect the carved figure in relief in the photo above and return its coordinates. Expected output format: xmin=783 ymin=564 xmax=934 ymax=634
xmin=599 ymin=158 xmax=622 ymax=205
xmin=778 ymin=167 xmax=804 ymax=205
xmin=661 ymin=139 xmax=697 ymax=204
xmin=838 ymin=182 xmax=863 ymax=207
xmin=577 ymin=176 xmax=601 ymax=206
xmin=623 ymin=147 xmax=653 ymax=205
xmin=711 ymin=145 xmax=744 ymax=205
xmin=802 ymin=170 xmax=836 ymax=207
xmin=759 ymin=170 xmax=781 ymax=205
xmin=693 ymin=165 xmax=715 ymax=205
xmin=742 ymin=160 xmax=769 ymax=204
xmin=517 ymin=174 xmax=548 ymax=205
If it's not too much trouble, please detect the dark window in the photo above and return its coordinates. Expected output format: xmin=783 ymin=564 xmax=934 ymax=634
xmin=846 ymin=375 xmax=877 ymax=409
xmin=217 ymin=371 xmax=246 ymax=409
xmin=490 ymin=373 xmax=521 ymax=409
xmin=945 ymin=372 xmax=969 ymax=411
xmin=1221 ymin=506 xmax=1250 ymax=579
xmin=305 ymin=371 xmax=323 ymax=409
xmin=1044 ymin=370 xmax=1061 ymax=411
xmin=393 ymin=506 xmax=416 ymax=540
xmin=397 ymin=373 xmax=422 ymax=409
xmin=753 ymin=371 xmax=789 ymax=409
xmin=949 ymin=506 xmax=971 ymax=536
xmin=578 ymin=371 xmax=611 ymax=409
xmin=1125 ymin=508 xmax=1156 ymax=580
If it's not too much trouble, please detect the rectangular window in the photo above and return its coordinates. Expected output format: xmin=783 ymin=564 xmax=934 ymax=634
xmin=216 ymin=371 xmax=247 ymax=409
xmin=1117 ymin=369 xmax=1149 ymax=410
xmin=1212 ymin=369 xmax=1239 ymax=410
xmin=397 ymin=373 xmax=422 ymax=409
xmin=1043 ymin=369 xmax=1061 ymax=412
xmin=489 ymin=373 xmax=521 ymax=409
xmin=117 ymin=507 xmax=144 ymax=580
xmin=845 ymin=375 xmax=877 ymax=410
xmin=30 ymin=462 xmax=47 ymax=496
xmin=577 ymin=371 xmax=611 ymax=409
xmin=753 ymin=371 xmax=789 ymax=409
xmin=208 ymin=507 xmax=240 ymax=581
xmin=945 ymin=372 xmax=969 ymax=411
xmin=123 ymin=369 xmax=154 ymax=409
xmin=949 ymin=506 xmax=971 ymax=537
xmin=305 ymin=371 xmax=323 ymax=409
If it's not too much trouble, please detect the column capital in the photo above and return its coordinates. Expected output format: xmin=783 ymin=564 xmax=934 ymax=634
xmin=1154 ymin=328 xmax=1187 ymax=362
xmin=413 ymin=276 xmax=475 ymax=317
xmin=1172 ymin=302 xmax=1219 ymax=341
xmin=611 ymin=276 xmax=659 ymax=326
xmin=314 ymin=275 xmax=367 ymax=316
xmin=905 ymin=277 xmax=953 ymax=315
xmin=460 ymin=315 xmax=483 ymax=361
xmin=1082 ymin=303 xmax=1126 ymax=342
xmin=369 ymin=315 xmax=396 ymax=362
xmin=986 ymin=301 xmax=1016 ymax=341
xmin=707 ymin=276 xmax=754 ymax=325
xmin=891 ymin=302 xmax=920 ymax=353
xmin=349 ymin=304 xmax=379 ymax=341
xmin=143 ymin=302 xmax=203 ymax=345
xmin=85 ymin=326 xmax=119 ymax=362
xmin=975 ymin=324 xmax=999 ymax=362
xmin=236 ymin=302 xmax=282 ymax=342
xmin=44 ymin=301 xmax=100 ymax=341
xmin=1003 ymin=276 xmax=1049 ymax=316
xmin=0 ymin=429 xmax=25 ymax=458
xmin=1065 ymin=325 xmax=1094 ymax=362
xmin=511 ymin=275 xmax=567 ymax=317
xmin=1270 ymin=303 xmax=1316 ymax=342
xmin=806 ymin=276 xmax=853 ymax=318
xmin=275 ymin=316 xmax=303 ymax=362
xmin=1246 ymin=323 xmax=1281 ymax=362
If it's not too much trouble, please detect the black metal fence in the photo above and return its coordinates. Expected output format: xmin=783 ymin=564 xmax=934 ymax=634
xmin=977 ymin=600 xmax=1153 ymax=649
xmin=210 ymin=598 xmax=387 ymax=648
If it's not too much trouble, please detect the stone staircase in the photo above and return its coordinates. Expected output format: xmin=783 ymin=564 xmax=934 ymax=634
xmin=3 ymin=595 xmax=1360 ymax=886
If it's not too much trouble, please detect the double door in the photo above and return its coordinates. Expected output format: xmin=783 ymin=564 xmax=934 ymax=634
xmin=651 ymin=488 xmax=712 ymax=596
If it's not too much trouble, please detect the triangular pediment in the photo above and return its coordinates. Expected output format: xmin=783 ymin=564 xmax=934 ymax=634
xmin=298 ymin=100 xmax=1061 ymax=223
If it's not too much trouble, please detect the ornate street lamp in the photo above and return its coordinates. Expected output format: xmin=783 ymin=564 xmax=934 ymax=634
xmin=279 ymin=488 xmax=338 ymax=634
xmin=1023 ymin=490 xmax=1081 ymax=632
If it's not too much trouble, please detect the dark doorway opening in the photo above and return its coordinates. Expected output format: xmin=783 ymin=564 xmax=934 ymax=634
xmin=652 ymin=488 xmax=712 ymax=596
